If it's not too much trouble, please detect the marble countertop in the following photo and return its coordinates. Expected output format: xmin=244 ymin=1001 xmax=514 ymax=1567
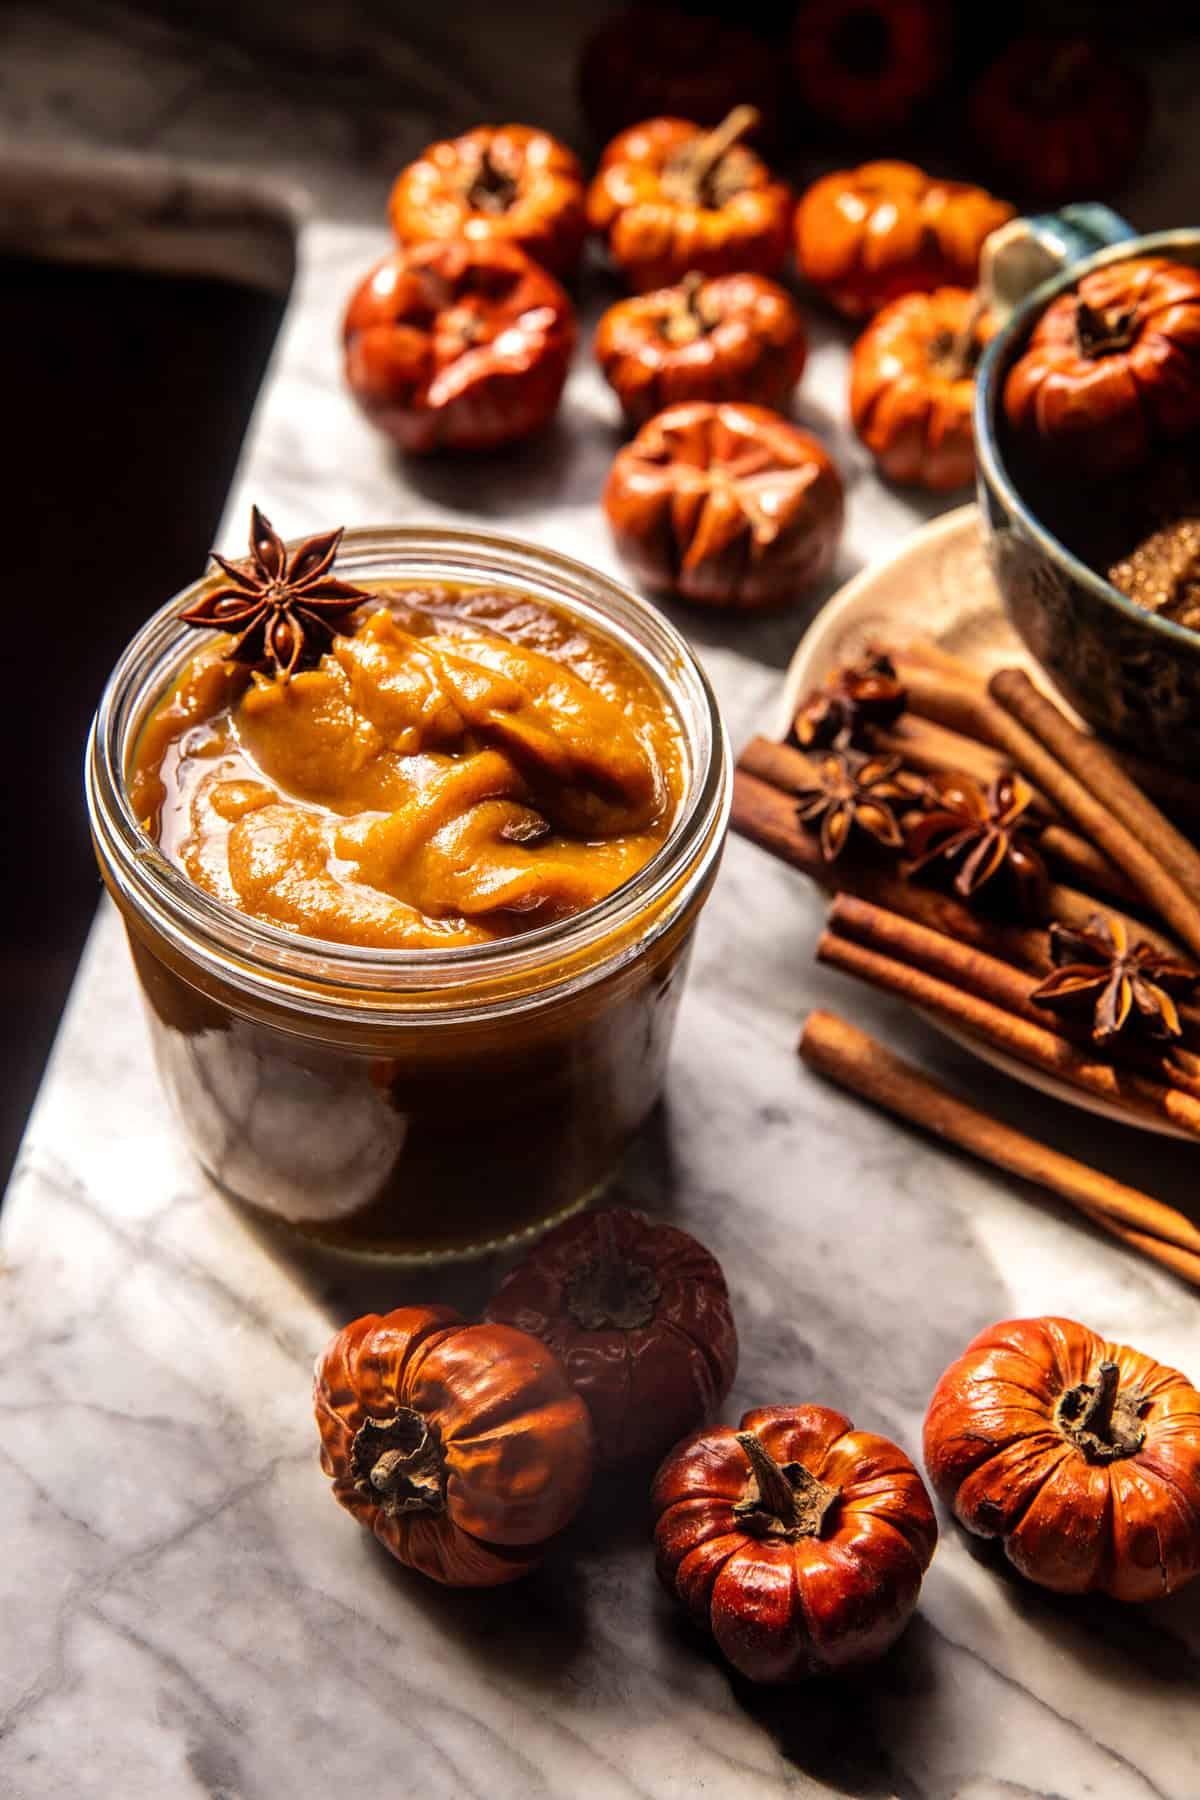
xmin=4 ymin=13 xmax=1200 ymax=1797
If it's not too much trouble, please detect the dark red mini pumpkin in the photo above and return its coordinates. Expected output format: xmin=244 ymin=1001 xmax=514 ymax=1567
xmin=967 ymin=35 xmax=1149 ymax=207
xmin=653 ymin=1404 xmax=937 ymax=1681
xmin=485 ymin=1207 xmax=738 ymax=1467
xmin=577 ymin=7 xmax=780 ymax=145
xmin=789 ymin=0 xmax=953 ymax=139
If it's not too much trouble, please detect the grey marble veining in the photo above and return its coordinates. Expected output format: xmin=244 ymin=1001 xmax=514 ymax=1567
xmin=4 ymin=13 xmax=1200 ymax=1798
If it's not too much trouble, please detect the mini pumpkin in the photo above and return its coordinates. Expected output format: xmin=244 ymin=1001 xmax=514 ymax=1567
xmin=967 ymin=34 xmax=1149 ymax=208
xmin=387 ymin=124 xmax=587 ymax=278
xmin=587 ymin=108 xmax=792 ymax=293
xmin=342 ymin=239 xmax=575 ymax=454
xmin=485 ymin=1206 xmax=738 ymax=1468
xmin=604 ymin=400 xmax=844 ymax=609
xmin=924 ymin=1316 xmax=1200 ymax=1601
xmin=1003 ymin=257 xmax=1200 ymax=479
xmin=314 ymin=1305 xmax=593 ymax=1586
xmin=595 ymin=272 xmax=808 ymax=426
xmin=577 ymin=7 xmax=780 ymax=145
xmin=652 ymin=1405 xmax=937 ymax=1682
xmin=788 ymin=0 xmax=953 ymax=139
xmin=794 ymin=160 xmax=1014 ymax=319
xmin=850 ymin=287 xmax=994 ymax=490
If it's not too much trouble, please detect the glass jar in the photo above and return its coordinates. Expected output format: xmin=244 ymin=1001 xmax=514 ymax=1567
xmin=87 ymin=527 xmax=730 ymax=1260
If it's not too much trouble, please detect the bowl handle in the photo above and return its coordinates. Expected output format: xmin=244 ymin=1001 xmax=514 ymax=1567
xmin=980 ymin=205 xmax=1137 ymax=325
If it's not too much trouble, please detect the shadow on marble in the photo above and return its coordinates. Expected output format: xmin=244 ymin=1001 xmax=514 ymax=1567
xmin=956 ymin=1525 xmax=1200 ymax=1678
xmin=656 ymin=1592 xmax=940 ymax=1800
xmin=360 ymin=1519 xmax=593 ymax=1683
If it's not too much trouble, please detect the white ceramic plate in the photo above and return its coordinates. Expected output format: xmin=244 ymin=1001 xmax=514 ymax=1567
xmin=776 ymin=502 xmax=1194 ymax=1142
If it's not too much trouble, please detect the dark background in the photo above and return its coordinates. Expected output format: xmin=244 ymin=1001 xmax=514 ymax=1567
xmin=1 ymin=0 xmax=1196 ymax=1189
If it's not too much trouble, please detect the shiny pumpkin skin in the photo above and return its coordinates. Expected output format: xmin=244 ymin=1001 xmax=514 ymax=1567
xmin=388 ymin=124 xmax=587 ymax=278
xmin=924 ymin=1317 xmax=1200 ymax=1602
xmin=604 ymin=400 xmax=845 ymax=609
xmin=342 ymin=238 xmax=575 ymax=454
xmin=850 ymin=286 xmax=994 ymax=490
xmin=587 ymin=116 xmax=792 ymax=293
xmin=484 ymin=1206 xmax=738 ymax=1467
xmin=794 ymin=160 xmax=1014 ymax=319
xmin=595 ymin=273 xmax=807 ymax=426
xmin=1002 ymin=256 xmax=1200 ymax=479
xmin=653 ymin=1404 xmax=937 ymax=1682
xmin=967 ymin=34 xmax=1149 ymax=208
xmin=314 ymin=1305 xmax=594 ymax=1586
xmin=788 ymin=0 xmax=953 ymax=139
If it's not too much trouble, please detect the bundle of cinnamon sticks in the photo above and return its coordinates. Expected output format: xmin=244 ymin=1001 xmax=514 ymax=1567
xmin=734 ymin=639 xmax=1200 ymax=1287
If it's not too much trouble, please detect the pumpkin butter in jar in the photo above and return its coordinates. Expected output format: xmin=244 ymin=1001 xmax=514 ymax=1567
xmin=89 ymin=523 xmax=729 ymax=1259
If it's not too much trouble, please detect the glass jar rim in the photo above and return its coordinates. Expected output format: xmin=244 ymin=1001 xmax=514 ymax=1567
xmin=87 ymin=524 xmax=730 ymax=1020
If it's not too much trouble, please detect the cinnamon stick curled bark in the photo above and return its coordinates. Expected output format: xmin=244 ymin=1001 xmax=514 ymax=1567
xmin=892 ymin=645 xmax=1200 ymax=836
xmin=798 ymin=1010 xmax=1200 ymax=1285
xmin=989 ymin=667 xmax=1200 ymax=911
xmin=815 ymin=927 xmax=1200 ymax=1140
xmin=827 ymin=893 xmax=1200 ymax=1095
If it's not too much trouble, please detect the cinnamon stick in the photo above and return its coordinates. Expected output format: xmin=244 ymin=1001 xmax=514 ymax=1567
xmin=732 ymin=766 xmax=1048 ymax=965
xmin=893 ymin=645 xmax=1200 ymax=834
xmin=990 ymin=667 xmax=1200 ymax=914
xmin=827 ymin=893 xmax=1200 ymax=1093
xmin=815 ymin=928 xmax=1200 ymax=1140
xmin=753 ymin=729 xmax=1139 ymax=910
xmin=731 ymin=762 xmax=1184 ymax=965
xmin=950 ymin=674 xmax=1200 ymax=962
xmin=798 ymin=1011 xmax=1200 ymax=1283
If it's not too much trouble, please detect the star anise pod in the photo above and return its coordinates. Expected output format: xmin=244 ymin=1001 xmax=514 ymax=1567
xmin=1030 ymin=914 xmax=1200 ymax=1044
xmin=903 ymin=769 xmax=1048 ymax=917
xmin=181 ymin=506 xmax=369 ymax=681
xmin=794 ymin=750 xmax=914 ymax=862
xmin=791 ymin=651 xmax=908 ymax=751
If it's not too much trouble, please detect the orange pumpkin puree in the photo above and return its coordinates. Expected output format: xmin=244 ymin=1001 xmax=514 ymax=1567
xmin=129 ymin=583 xmax=686 ymax=949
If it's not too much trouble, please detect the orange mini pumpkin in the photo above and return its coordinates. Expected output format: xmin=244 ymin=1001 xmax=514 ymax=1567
xmin=789 ymin=0 xmax=953 ymax=139
xmin=342 ymin=239 xmax=575 ymax=454
xmin=388 ymin=124 xmax=587 ymax=278
xmin=314 ymin=1305 xmax=594 ymax=1586
xmin=587 ymin=108 xmax=792 ymax=293
xmin=795 ymin=160 xmax=1014 ymax=319
xmin=653 ymin=1404 xmax=937 ymax=1682
xmin=604 ymin=400 xmax=844 ymax=609
xmin=595 ymin=271 xmax=807 ymax=426
xmin=1003 ymin=256 xmax=1200 ymax=479
xmin=850 ymin=287 xmax=994 ymax=490
xmin=924 ymin=1316 xmax=1200 ymax=1601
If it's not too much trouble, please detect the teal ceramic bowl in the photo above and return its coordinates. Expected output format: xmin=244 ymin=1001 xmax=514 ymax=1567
xmin=975 ymin=212 xmax=1200 ymax=767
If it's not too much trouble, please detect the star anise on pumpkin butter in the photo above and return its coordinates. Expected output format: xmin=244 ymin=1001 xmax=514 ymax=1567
xmin=791 ymin=650 xmax=907 ymax=751
xmin=794 ymin=750 xmax=913 ymax=862
xmin=903 ymin=770 xmax=1048 ymax=917
xmin=181 ymin=505 xmax=369 ymax=681
xmin=1031 ymin=914 xmax=1200 ymax=1044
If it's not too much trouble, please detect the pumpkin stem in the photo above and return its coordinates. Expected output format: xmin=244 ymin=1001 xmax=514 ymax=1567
xmin=564 ymin=1210 xmax=662 ymax=1331
xmin=1075 ymin=298 xmax=1139 ymax=360
xmin=734 ymin=1430 xmax=838 ymax=1539
xmin=1056 ymin=1359 xmax=1148 ymax=1463
xmin=351 ymin=1407 xmax=447 ymax=1515
xmin=662 ymin=106 xmax=760 ymax=208
xmin=465 ymin=145 xmax=518 ymax=215
xmin=660 ymin=272 xmax=711 ymax=346
xmin=932 ymin=290 xmax=986 ymax=383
